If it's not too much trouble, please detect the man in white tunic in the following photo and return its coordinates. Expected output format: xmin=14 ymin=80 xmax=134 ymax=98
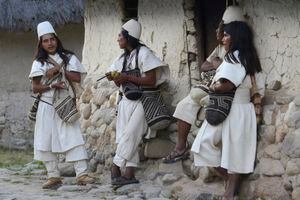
xmin=163 ymin=6 xmax=245 ymax=163
xmin=108 ymin=19 xmax=170 ymax=186
xmin=29 ymin=21 xmax=94 ymax=189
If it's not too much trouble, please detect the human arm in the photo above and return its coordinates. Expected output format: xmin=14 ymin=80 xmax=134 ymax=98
xmin=113 ymin=69 xmax=156 ymax=87
xmin=209 ymin=79 xmax=236 ymax=93
xmin=201 ymin=57 xmax=222 ymax=72
xmin=31 ymin=76 xmax=65 ymax=94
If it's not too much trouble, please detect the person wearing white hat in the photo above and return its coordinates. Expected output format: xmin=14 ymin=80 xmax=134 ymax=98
xmin=29 ymin=21 xmax=94 ymax=189
xmin=107 ymin=19 xmax=170 ymax=186
xmin=163 ymin=5 xmax=246 ymax=164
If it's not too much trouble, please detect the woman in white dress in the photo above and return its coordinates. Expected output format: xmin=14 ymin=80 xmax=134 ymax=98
xmin=107 ymin=19 xmax=169 ymax=186
xmin=191 ymin=21 xmax=264 ymax=199
xmin=29 ymin=21 xmax=94 ymax=189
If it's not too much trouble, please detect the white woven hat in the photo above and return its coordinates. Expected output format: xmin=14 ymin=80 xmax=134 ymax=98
xmin=222 ymin=6 xmax=245 ymax=24
xmin=37 ymin=21 xmax=56 ymax=40
xmin=122 ymin=19 xmax=142 ymax=40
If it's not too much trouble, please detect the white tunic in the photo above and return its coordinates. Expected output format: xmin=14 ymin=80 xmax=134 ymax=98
xmin=191 ymin=52 xmax=265 ymax=173
xmin=29 ymin=54 xmax=86 ymax=153
xmin=109 ymin=46 xmax=169 ymax=164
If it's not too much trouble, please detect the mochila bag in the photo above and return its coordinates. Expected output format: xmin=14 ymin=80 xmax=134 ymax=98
xmin=122 ymin=67 xmax=143 ymax=100
xmin=28 ymin=94 xmax=41 ymax=121
xmin=205 ymin=90 xmax=235 ymax=126
xmin=121 ymin=48 xmax=143 ymax=100
xmin=28 ymin=70 xmax=61 ymax=122
xmin=250 ymin=75 xmax=262 ymax=125
xmin=140 ymin=88 xmax=171 ymax=130
xmin=50 ymin=57 xmax=80 ymax=123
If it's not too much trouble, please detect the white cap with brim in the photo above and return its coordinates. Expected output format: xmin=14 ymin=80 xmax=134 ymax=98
xmin=222 ymin=6 xmax=245 ymax=24
xmin=122 ymin=19 xmax=142 ymax=40
xmin=37 ymin=21 xmax=56 ymax=40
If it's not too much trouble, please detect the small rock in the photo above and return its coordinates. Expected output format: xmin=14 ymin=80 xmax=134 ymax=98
xmin=260 ymin=158 xmax=285 ymax=176
xmin=292 ymin=187 xmax=300 ymax=200
xmin=144 ymin=139 xmax=175 ymax=158
xmin=286 ymin=161 xmax=300 ymax=176
xmin=267 ymin=80 xmax=281 ymax=91
xmin=264 ymin=144 xmax=281 ymax=160
xmin=162 ymin=173 xmax=178 ymax=185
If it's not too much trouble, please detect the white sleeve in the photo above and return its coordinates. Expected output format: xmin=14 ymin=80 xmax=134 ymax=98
xmin=215 ymin=61 xmax=246 ymax=87
xmin=139 ymin=47 xmax=166 ymax=73
xmin=108 ymin=56 xmax=123 ymax=72
xmin=139 ymin=47 xmax=170 ymax=86
xmin=66 ymin=55 xmax=86 ymax=73
xmin=206 ymin=46 xmax=219 ymax=63
xmin=28 ymin=60 xmax=45 ymax=79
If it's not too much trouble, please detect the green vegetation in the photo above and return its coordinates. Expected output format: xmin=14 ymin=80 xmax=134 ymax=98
xmin=0 ymin=147 xmax=34 ymax=168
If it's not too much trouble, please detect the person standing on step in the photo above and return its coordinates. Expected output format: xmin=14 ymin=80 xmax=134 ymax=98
xmin=107 ymin=19 xmax=170 ymax=186
xmin=29 ymin=21 xmax=95 ymax=189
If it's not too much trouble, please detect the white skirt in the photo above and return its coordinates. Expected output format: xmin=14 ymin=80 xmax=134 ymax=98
xmin=191 ymin=91 xmax=257 ymax=174
xmin=34 ymin=96 xmax=85 ymax=153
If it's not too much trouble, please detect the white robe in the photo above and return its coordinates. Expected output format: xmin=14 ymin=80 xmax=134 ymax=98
xmin=29 ymin=54 xmax=87 ymax=158
xmin=109 ymin=46 xmax=170 ymax=166
xmin=191 ymin=51 xmax=265 ymax=174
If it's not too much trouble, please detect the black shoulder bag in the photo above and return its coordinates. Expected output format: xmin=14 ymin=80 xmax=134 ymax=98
xmin=121 ymin=48 xmax=143 ymax=100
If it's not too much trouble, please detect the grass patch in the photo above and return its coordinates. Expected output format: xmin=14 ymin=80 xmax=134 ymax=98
xmin=0 ymin=147 xmax=33 ymax=168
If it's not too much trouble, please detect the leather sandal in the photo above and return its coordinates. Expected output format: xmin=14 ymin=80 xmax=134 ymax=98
xmin=162 ymin=148 xmax=189 ymax=163
xmin=111 ymin=176 xmax=139 ymax=186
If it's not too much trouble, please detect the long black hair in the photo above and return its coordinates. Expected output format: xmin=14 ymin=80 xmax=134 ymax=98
xmin=34 ymin=34 xmax=74 ymax=66
xmin=121 ymin=29 xmax=145 ymax=69
xmin=223 ymin=21 xmax=262 ymax=75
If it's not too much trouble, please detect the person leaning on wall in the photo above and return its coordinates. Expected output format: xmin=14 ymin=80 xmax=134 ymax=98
xmin=107 ymin=19 xmax=170 ymax=186
xmin=28 ymin=21 xmax=95 ymax=189
xmin=162 ymin=6 xmax=246 ymax=164
xmin=191 ymin=21 xmax=265 ymax=199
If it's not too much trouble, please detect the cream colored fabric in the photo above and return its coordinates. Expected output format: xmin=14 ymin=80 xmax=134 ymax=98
xmin=173 ymin=45 xmax=225 ymax=124
xmin=173 ymin=95 xmax=201 ymax=124
xmin=122 ymin=19 xmax=142 ymax=39
xmin=29 ymin=54 xmax=87 ymax=153
xmin=191 ymin=53 xmax=265 ymax=174
xmin=45 ymin=159 xmax=88 ymax=178
xmin=34 ymin=145 xmax=88 ymax=162
xmin=37 ymin=21 xmax=56 ymax=39
xmin=222 ymin=6 xmax=245 ymax=24
xmin=206 ymin=45 xmax=226 ymax=63
xmin=110 ymin=47 xmax=169 ymax=167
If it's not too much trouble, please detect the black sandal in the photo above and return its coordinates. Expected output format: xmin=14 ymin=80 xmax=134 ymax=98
xmin=162 ymin=148 xmax=189 ymax=163
xmin=111 ymin=176 xmax=139 ymax=186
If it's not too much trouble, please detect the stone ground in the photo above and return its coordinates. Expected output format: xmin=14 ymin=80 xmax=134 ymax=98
xmin=0 ymin=160 xmax=227 ymax=200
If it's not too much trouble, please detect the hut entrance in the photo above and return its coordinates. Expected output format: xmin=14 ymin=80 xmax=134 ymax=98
xmin=195 ymin=0 xmax=226 ymax=64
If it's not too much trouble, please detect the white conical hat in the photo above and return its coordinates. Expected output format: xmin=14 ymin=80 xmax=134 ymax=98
xmin=122 ymin=19 xmax=142 ymax=40
xmin=37 ymin=21 xmax=56 ymax=39
xmin=222 ymin=6 xmax=245 ymax=24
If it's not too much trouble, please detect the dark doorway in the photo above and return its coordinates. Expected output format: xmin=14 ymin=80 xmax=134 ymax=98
xmin=195 ymin=0 xmax=226 ymax=64
xmin=122 ymin=0 xmax=138 ymax=22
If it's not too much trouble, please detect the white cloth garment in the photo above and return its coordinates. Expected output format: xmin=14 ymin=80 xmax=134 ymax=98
xmin=191 ymin=51 xmax=265 ymax=174
xmin=29 ymin=54 xmax=88 ymax=159
xmin=109 ymin=46 xmax=169 ymax=167
xmin=45 ymin=159 xmax=88 ymax=178
xmin=173 ymin=45 xmax=225 ymax=124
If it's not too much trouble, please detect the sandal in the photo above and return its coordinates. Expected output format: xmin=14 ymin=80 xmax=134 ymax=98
xmin=111 ymin=176 xmax=139 ymax=186
xmin=162 ymin=148 xmax=189 ymax=164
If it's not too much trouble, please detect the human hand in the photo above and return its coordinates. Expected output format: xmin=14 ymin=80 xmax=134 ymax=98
xmin=50 ymin=81 xmax=66 ymax=89
xmin=212 ymin=57 xmax=222 ymax=69
xmin=114 ymin=73 xmax=129 ymax=85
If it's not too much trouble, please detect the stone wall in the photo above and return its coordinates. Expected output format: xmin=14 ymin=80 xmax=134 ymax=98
xmin=0 ymin=23 xmax=84 ymax=149
xmin=240 ymin=0 xmax=300 ymax=94
xmin=80 ymin=0 xmax=199 ymax=173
